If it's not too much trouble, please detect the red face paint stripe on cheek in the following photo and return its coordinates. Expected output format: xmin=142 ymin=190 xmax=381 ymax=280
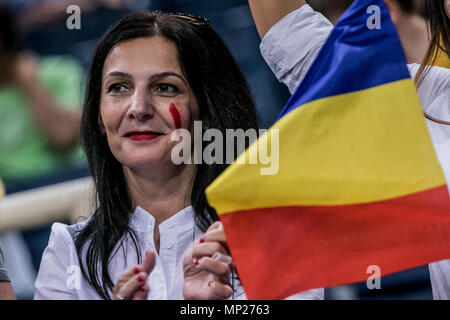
xmin=169 ymin=103 xmax=182 ymax=129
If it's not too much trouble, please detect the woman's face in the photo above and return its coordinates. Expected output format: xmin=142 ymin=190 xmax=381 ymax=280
xmin=100 ymin=36 xmax=199 ymax=170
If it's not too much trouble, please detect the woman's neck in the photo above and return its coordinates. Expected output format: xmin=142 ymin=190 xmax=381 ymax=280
xmin=124 ymin=163 xmax=196 ymax=225
xmin=124 ymin=163 xmax=196 ymax=254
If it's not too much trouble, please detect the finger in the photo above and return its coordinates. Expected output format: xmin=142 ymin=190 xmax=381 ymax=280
xmin=200 ymin=227 xmax=229 ymax=253
xmin=116 ymin=264 xmax=144 ymax=287
xmin=212 ymin=252 xmax=236 ymax=271
xmin=112 ymin=263 xmax=148 ymax=299
xmin=197 ymin=257 xmax=231 ymax=282
xmin=207 ymin=280 xmax=233 ymax=300
xmin=202 ymin=228 xmax=227 ymax=245
xmin=140 ymin=251 xmax=156 ymax=274
xmin=192 ymin=241 xmax=228 ymax=260
xmin=132 ymin=284 xmax=149 ymax=300
xmin=116 ymin=272 xmax=148 ymax=300
xmin=212 ymin=252 xmax=233 ymax=266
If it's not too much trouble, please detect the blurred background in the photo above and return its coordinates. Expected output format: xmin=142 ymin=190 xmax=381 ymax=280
xmin=0 ymin=0 xmax=447 ymax=300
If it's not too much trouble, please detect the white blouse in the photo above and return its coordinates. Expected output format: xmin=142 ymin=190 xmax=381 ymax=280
xmin=260 ymin=4 xmax=450 ymax=299
xmin=34 ymin=205 xmax=324 ymax=300
xmin=34 ymin=206 xmax=201 ymax=300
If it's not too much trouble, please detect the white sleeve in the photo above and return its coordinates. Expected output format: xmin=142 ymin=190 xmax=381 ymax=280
xmin=260 ymin=4 xmax=333 ymax=94
xmin=408 ymin=63 xmax=450 ymax=115
xmin=233 ymin=286 xmax=324 ymax=300
xmin=34 ymin=223 xmax=80 ymax=300
xmin=285 ymin=288 xmax=324 ymax=300
xmin=429 ymin=260 xmax=450 ymax=300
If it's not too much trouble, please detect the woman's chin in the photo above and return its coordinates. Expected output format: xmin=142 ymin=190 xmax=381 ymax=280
xmin=115 ymin=143 xmax=172 ymax=168
xmin=124 ymin=156 xmax=168 ymax=170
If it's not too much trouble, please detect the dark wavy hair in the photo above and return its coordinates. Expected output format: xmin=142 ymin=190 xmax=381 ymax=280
xmin=75 ymin=12 xmax=259 ymax=299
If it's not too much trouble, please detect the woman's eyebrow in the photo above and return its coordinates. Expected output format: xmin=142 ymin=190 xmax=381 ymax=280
xmin=104 ymin=71 xmax=133 ymax=81
xmin=104 ymin=71 xmax=186 ymax=85
xmin=149 ymin=72 xmax=187 ymax=85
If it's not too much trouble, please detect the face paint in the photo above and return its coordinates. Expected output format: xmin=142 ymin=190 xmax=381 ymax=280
xmin=169 ymin=103 xmax=182 ymax=129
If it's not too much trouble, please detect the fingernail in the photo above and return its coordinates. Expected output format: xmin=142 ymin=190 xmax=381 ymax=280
xmin=208 ymin=280 xmax=213 ymax=287
xmin=193 ymin=258 xmax=198 ymax=266
xmin=138 ymin=274 xmax=145 ymax=282
xmin=212 ymin=252 xmax=233 ymax=265
xmin=199 ymin=238 xmax=205 ymax=243
xmin=134 ymin=267 xmax=140 ymax=275
xmin=140 ymin=285 xmax=147 ymax=292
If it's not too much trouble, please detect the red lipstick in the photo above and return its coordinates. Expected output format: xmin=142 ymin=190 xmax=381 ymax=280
xmin=124 ymin=131 xmax=162 ymax=141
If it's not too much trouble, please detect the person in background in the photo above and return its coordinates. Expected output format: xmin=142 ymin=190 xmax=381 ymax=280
xmin=0 ymin=2 xmax=84 ymax=299
xmin=0 ymin=3 xmax=83 ymax=186
xmin=0 ymin=247 xmax=16 ymax=300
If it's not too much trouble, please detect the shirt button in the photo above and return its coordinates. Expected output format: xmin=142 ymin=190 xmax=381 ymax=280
xmin=166 ymin=243 xmax=173 ymax=249
xmin=168 ymin=223 xmax=174 ymax=229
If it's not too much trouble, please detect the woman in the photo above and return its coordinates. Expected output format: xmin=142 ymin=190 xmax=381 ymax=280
xmin=183 ymin=0 xmax=450 ymax=300
xmin=34 ymin=11 xmax=323 ymax=300
xmin=33 ymin=12 xmax=259 ymax=300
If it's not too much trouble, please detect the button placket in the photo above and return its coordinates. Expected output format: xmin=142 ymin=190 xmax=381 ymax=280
xmin=159 ymin=223 xmax=179 ymax=298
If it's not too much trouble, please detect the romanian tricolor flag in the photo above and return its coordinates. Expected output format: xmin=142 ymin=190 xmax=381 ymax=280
xmin=205 ymin=0 xmax=450 ymax=300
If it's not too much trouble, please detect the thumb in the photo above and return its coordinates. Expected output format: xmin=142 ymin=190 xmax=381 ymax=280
xmin=141 ymin=251 xmax=156 ymax=274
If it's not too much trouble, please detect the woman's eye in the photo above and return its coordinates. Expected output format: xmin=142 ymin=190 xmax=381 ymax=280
xmin=155 ymin=83 xmax=178 ymax=93
xmin=107 ymin=83 xmax=128 ymax=94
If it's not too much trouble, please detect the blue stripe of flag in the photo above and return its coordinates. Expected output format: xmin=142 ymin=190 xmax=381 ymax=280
xmin=278 ymin=0 xmax=411 ymax=119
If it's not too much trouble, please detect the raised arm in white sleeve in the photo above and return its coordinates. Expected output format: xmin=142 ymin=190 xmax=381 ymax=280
xmin=248 ymin=0 xmax=306 ymax=39
xmin=259 ymin=4 xmax=334 ymax=94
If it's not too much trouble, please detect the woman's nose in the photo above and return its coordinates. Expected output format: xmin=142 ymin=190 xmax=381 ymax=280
xmin=127 ymin=89 xmax=154 ymax=121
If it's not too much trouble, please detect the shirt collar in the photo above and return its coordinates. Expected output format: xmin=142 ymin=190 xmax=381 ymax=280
xmin=130 ymin=205 xmax=195 ymax=233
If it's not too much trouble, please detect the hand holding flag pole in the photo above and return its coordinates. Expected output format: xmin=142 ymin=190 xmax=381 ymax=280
xmin=183 ymin=222 xmax=235 ymax=300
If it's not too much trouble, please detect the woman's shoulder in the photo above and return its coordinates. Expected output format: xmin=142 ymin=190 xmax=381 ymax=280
xmin=48 ymin=217 xmax=92 ymax=245
xmin=34 ymin=218 xmax=94 ymax=299
xmin=37 ymin=219 xmax=92 ymax=277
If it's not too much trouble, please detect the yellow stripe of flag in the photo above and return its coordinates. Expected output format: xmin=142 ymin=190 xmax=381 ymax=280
xmin=206 ymin=79 xmax=446 ymax=215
